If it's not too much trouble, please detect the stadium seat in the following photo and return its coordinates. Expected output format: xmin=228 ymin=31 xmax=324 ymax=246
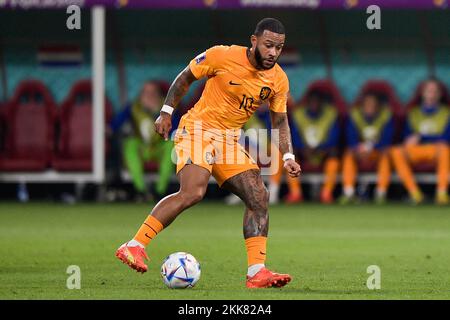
xmin=404 ymin=79 xmax=450 ymax=173
xmin=352 ymin=80 xmax=404 ymax=172
xmin=0 ymin=101 xmax=5 ymax=152
xmin=0 ymin=80 xmax=56 ymax=172
xmin=297 ymin=79 xmax=347 ymax=115
xmin=406 ymin=79 xmax=450 ymax=109
xmin=52 ymin=80 xmax=113 ymax=171
xmin=355 ymin=80 xmax=403 ymax=116
xmin=292 ymin=79 xmax=347 ymax=173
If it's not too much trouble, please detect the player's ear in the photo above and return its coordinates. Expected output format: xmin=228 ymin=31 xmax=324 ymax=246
xmin=250 ymin=35 xmax=257 ymax=48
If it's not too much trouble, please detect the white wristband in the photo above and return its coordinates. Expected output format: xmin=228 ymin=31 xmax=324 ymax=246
xmin=282 ymin=152 xmax=295 ymax=162
xmin=161 ymin=104 xmax=174 ymax=115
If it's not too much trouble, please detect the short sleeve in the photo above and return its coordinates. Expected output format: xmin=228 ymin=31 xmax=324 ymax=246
xmin=269 ymin=71 xmax=289 ymax=113
xmin=188 ymin=45 xmax=228 ymax=80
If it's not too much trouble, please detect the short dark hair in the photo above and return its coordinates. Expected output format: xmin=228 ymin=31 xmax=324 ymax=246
xmin=363 ymin=91 xmax=383 ymax=103
xmin=423 ymin=77 xmax=441 ymax=88
xmin=254 ymin=18 xmax=285 ymax=36
xmin=307 ymin=89 xmax=325 ymax=102
xmin=141 ymin=80 xmax=163 ymax=97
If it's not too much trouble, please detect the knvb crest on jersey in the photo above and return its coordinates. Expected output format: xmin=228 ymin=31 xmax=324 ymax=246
xmin=205 ymin=152 xmax=215 ymax=165
xmin=260 ymin=87 xmax=271 ymax=100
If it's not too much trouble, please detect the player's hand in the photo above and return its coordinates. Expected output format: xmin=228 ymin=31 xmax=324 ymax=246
xmin=405 ymin=134 xmax=420 ymax=146
xmin=155 ymin=111 xmax=172 ymax=141
xmin=357 ymin=142 xmax=373 ymax=155
xmin=284 ymin=159 xmax=301 ymax=178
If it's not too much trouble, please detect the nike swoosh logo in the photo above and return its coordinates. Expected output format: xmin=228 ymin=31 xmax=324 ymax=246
xmin=260 ymin=251 xmax=266 ymax=255
xmin=144 ymin=233 xmax=153 ymax=239
xmin=229 ymin=80 xmax=242 ymax=86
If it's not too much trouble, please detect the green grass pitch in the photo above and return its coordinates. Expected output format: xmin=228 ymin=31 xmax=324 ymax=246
xmin=0 ymin=201 xmax=449 ymax=300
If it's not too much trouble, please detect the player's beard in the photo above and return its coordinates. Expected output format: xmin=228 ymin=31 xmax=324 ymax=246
xmin=255 ymin=46 xmax=277 ymax=70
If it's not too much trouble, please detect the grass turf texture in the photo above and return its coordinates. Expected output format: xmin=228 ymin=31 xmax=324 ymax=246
xmin=0 ymin=202 xmax=449 ymax=300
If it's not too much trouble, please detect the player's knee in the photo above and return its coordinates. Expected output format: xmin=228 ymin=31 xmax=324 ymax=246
xmin=248 ymin=186 xmax=269 ymax=212
xmin=180 ymin=189 xmax=205 ymax=207
xmin=436 ymin=142 xmax=449 ymax=153
xmin=345 ymin=149 xmax=354 ymax=156
xmin=389 ymin=145 xmax=402 ymax=156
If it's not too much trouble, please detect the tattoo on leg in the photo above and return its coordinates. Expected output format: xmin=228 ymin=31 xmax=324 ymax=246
xmin=222 ymin=169 xmax=269 ymax=238
xmin=243 ymin=208 xmax=269 ymax=238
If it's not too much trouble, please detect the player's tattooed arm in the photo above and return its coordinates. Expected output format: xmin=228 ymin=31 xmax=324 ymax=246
xmin=270 ymin=111 xmax=301 ymax=177
xmin=155 ymin=66 xmax=197 ymax=140
xmin=163 ymin=66 xmax=197 ymax=109
xmin=270 ymin=111 xmax=293 ymax=155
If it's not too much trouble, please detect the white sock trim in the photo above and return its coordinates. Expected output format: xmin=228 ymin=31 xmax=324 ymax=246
xmin=127 ymin=239 xmax=145 ymax=248
xmin=268 ymin=183 xmax=280 ymax=203
xmin=344 ymin=187 xmax=355 ymax=197
xmin=247 ymin=264 xmax=265 ymax=277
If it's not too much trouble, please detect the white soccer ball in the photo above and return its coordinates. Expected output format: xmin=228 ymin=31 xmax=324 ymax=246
xmin=160 ymin=252 xmax=201 ymax=289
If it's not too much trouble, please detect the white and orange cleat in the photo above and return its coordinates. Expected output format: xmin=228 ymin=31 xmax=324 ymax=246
xmin=246 ymin=268 xmax=292 ymax=288
xmin=115 ymin=242 xmax=149 ymax=273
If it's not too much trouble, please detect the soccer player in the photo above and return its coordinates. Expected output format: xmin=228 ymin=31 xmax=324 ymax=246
xmin=390 ymin=79 xmax=450 ymax=205
xmin=116 ymin=18 xmax=301 ymax=288
xmin=339 ymin=92 xmax=394 ymax=204
xmin=290 ymin=90 xmax=340 ymax=203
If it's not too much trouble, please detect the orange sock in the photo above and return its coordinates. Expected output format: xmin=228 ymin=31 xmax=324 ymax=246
xmin=133 ymin=215 xmax=164 ymax=247
xmin=377 ymin=152 xmax=391 ymax=192
xmin=342 ymin=150 xmax=357 ymax=192
xmin=322 ymin=157 xmax=340 ymax=195
xmin=437 ymin=143 xmax=449 ymax=193
xmin=390 ymin=146 xmax=420 ymax=195
xmin=287 ymin=174 xmax=301 ymax=196
xmin=245 ymin=236 xmax=267 ymax=266
xmin=270 ymin=152 xmax=284 ymax=185
xmin=272 ymin=150 xmax=301 ymax=196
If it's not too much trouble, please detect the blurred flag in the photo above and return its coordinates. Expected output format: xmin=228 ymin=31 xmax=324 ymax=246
xmin=278 ymin=47 xmax=300 ymax=68
xmin=37 ymin=45 xmax=83 ymax=67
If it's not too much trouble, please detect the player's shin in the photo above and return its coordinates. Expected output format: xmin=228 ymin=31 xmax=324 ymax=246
xmin=243 ymin=195 xmax=269 ymax=277
xmin=245 ymin=236 xmax=267 ymax=276
xmin=130 ymin=215 xmax=164 ymax=248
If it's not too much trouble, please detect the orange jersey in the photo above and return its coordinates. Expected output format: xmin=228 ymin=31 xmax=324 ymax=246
xmin=182 ymin=45 xmax=289 ymax=133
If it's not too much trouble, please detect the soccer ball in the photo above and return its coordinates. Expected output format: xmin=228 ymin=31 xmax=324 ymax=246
xmin=160 ymin=252 xmax=201 ymax=289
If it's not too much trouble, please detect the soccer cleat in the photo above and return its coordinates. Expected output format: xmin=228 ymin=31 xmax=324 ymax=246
xmin=374 ymin=192 xmax=387 ymax=205
xmin=409 ymin=190 xmax=424 ymax=205
xmin=374 ymin=195 xmax=387 ymax=205
xmin=246 ymin=267 xmax=292 ymax=288
xmin=338 ymin=195 xmax=357 ymax=205
xmin=115 ymin=242 xmax=149 ymax=273
xmin=320 ymin=190 xmax=334 ymax=204
xmin=436 ymin=192 xmax=449 ymax=205
xmin=284 ymin=192 xmax=303 ymax=204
